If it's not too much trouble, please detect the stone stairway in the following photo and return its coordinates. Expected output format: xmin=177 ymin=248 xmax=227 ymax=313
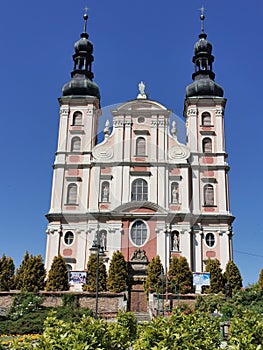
xmin=134 ymin=311 xmax=151 ymax=323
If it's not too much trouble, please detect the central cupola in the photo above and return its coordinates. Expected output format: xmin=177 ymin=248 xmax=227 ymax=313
xmin=186 ymin=10 xmax=224 ymax=98
xmin=62 ymin=10 xmax=100 ymax=98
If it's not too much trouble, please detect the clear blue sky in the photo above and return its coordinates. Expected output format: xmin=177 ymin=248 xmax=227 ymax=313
xmin=0 ymin=0 xmax=262 ymax=287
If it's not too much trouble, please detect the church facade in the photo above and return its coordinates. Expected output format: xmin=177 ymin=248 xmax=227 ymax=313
xmin=45 ymin=12 xmax=234 ymax=279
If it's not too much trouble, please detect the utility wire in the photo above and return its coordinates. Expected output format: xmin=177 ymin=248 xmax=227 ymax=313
xmin=234 ymin=250 xmax=263 ymax=259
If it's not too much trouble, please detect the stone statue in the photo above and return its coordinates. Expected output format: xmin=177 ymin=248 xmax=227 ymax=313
xmin=137 ymin=81 xmax=147 ymax=99
xmin=171 ymin=233 xmax=179 ymax=251
xmin=102 ymin=184 xmax=109 ymax=202
xmin=171 ymin=121 xmax=177 ymax=138
xmin=172 ymin=185 xmax=179 ymax=204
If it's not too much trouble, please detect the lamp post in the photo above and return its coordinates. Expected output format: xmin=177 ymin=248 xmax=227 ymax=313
xmin=90 ymin=226 xmax=104 ymax=319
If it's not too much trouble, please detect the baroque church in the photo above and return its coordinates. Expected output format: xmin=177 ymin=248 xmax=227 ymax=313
xmin=45 ymin=10 xmax=234 ymax=284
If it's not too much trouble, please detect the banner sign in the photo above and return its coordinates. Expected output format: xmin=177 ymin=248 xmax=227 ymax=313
xmin=69 ymin=271 xmax=87 ymax=285
xmin=193 ymin=272 xmax=210 ymax=286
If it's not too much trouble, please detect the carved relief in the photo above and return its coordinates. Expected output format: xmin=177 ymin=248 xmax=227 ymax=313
xmin=187 ymin=108 xmax=197 ymax=116
xmin=168 ymin=145 xmax=190 ymax=160
xmin=93 ymin=146 xmax=114 ymax=160
xmin=130 ymin=249 xmax=148 ymax=262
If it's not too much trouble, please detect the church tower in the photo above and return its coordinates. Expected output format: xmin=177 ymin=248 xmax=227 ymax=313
xmin=45 ymin=12 xmax=101 ymax=272
xmin=184 ymin=11 xmax=234 ymax=272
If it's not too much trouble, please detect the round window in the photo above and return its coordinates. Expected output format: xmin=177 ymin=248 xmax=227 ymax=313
xmin=64 ymin=231 xmax=74 ymax=245
xmin=130 ymin=220 xmax=148 ymax=246
xmin=137 ymin=116 xmax=145 ymax=123
xmin=205 ymin=232 xmax=215 ymax=248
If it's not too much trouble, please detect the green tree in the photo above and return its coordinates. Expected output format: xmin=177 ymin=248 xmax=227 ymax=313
xmin=106 ymin=251 xmax=128 ymax=292
xmin=15 ymin=252 xmax=46 ymax=292
xmin=84 ymin=254 xmax=107 ymax=292
xmin=0 ymin=254 xmax=15 ymax=291
xmin=258 ymin=268 xmax=263 ymax=290
xmin=224 ymin=260 xmax=242 ymax=294
xmin=168 ymin=256 xmax=193 ymax=294
xmin=144 ymin=255 xmax=164 ymax=295
xmin=204 ymin=258 xmax=224 ymax=294
xmin=45 ymin=255 xmax=69 ymax=291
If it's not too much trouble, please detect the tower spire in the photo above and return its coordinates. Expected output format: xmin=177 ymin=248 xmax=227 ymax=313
xmin=83 ymin=7 xmax=89 ymax=34
xmin=185 ymin=10 xmax=224 ymax=98
xmin=200 ymin=5 xmax=205 ymax=34
xmin=62 ymin=9 xmax=100 ymax=98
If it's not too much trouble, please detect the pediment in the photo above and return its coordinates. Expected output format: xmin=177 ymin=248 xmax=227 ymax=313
xmin=113 ymin=201 xmax=168 ymax=214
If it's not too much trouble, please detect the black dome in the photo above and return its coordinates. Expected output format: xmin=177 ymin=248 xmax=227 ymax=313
xmin=194 ymin=34 xmax=212 ymax=55
xmin=62 ymin=74 xmax=100 ymax=98
xmin=74 ymin=34 xmax=93 ymax=54
xmin=186 ymin=75 xmax=224 ymax=98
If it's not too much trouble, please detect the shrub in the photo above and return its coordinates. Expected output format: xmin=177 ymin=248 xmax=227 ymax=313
xmin=144 ymin=256 xmax=164 ymax=295
xmin=168 ymin=256 xmax=193 ymax=294
xmin=45 ymin=255 xmax=69 ymax=291
xmin=224 ymin=261 xmax=243 ymax=295
xmin=84 ymin=254 xmax=107 ymax=292
xmin=107 ymin=251 xmax=128 ymax=292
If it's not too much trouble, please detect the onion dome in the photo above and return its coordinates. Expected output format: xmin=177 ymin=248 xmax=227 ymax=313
xmin=186 ymin=10 xmax=223 ymax=98
xmin=62 ymin=12 xmax=100 ymax=98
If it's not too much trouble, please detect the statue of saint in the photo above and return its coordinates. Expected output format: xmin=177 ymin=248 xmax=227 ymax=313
xmin=137 ymin=81 xmax=147 ymax=99
xmin=172 ymin=185 xmax=178 ymax=204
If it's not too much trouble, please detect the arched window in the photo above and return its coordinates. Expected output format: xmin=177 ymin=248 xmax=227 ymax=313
xmin=101 ymin=181 xmax=110 ymax=202
xmin=73 ymin=111 xmax=82 ymax=126
xmin=131 ymin=179 xmax=148 ymax=201
xmin=203 ymin=137 xmax=212 ymax=153
xmin=130 ymin=220 xmax=148 ymax=246
xmin=205 ymin=232 xmax=215 ymax=247
xmin=204 ymin=184 xmax=214 ymax=206
xmin=171 ymin=182 xmax=179 ymax=204
xmin=67 ymin=183 xmax=78 ymax=204
xmin=136 ymin=137 xmax=146 ymax=156
xmin=171 ymin=231 xmax=180 ymax=251
xmin=71 ymin=137 xmax=81 ymax=152
xmin=99 ymin=230 xmax=107 ymax=251
xmin=202 ymin=112 xmax=211 ymax=126
xmin=64 ymin=231 xmax=74 ymax=245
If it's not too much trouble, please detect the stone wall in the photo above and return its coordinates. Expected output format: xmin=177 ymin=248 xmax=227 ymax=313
xmin=0 ymin=291 xmax=127 ymax=317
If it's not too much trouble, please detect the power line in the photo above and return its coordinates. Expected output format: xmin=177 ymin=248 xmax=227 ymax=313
xmin=234 ymin=250 xmax=263 ymax=259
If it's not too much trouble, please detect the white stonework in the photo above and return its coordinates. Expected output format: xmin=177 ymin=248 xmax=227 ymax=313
xmin=45 ymin=93 xmax=234 ymax=275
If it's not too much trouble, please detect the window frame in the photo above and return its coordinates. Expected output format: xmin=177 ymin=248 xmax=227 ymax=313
xmin=203 ymin=184 xmax=215 ymax=206
xmin=202 ymin=137 xmax=212 ymax=153
xmin=135 ymin=137 xmax=146 ymax=156
xmin=131 ymin=178 xmax=148 ymax=201
xmin=66 ymin=183 xmax=78 ymax=205
xmin=201 ymin=112 xmax=212 ymax=126
xmin=72 ymin=111 xmax=83 ymax=126
xmin=64 ymin=231 xmax=75 ymax=246
xmin=129 ymin=219 xmax=149 ymax=247
xmin=71 ymin=136 xmax=81 ymax=152
xmin=204 ymin=232 xmax=216 ymax=248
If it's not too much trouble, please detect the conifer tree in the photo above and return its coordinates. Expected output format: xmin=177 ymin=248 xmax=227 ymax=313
xmin=168 ymin=256 xmax=193 ymax=294
xmin=224 ymin=260 xmax=243 ymax=294
xmin=45 ymin=255 xmax=69 ymax=291
xmin=15 ymin=252 xmax=46 ymax=292
xmin=0 ymin=254 xmax=15 ymax=291
xmin=107 ymin=251 xmax=128 ymax=292
xmin=84 ymin=254 xmax=107 ymax=292
xmin=258 ymin=268 xmax=263 ymax=290
xmin=15 ymin=251 xmax=30 ymax=290
xmin=205 ymin=258 xmax=224 ymax=294
xmin=144 ymin=255 xmax=164 ymax=295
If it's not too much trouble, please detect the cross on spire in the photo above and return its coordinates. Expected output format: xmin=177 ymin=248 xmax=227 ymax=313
xmin=83 ymin=6 xmax=89 ymax=33
xmin=200 ymin=5 xmax=205 ymax=33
